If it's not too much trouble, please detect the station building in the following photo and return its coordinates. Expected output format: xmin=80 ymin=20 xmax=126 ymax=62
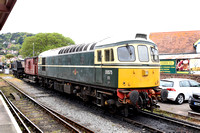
xmin=150 ymin=31 xmax=200 ymax=81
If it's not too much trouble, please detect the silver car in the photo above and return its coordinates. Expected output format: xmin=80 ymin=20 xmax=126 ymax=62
xmin=160 ymin=78 xmax=200 ymax=104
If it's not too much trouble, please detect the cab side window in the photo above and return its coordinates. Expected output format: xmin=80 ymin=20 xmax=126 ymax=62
xmin=104 ymin=49 xmax=114 ymax=62
xmin=151 ymin=47 xmax=159 ymax=62
xmin=97 ymin=50 xmax=102 ymax=62
xmin=105 ymin=50 xmax=110 ymax=61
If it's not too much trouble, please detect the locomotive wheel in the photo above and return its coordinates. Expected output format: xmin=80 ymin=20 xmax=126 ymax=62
xmin=124 ymin=106 xmax=129 ymax=117
xmin=108 ymin=105 xmax=117 ymax=114
xmin=129 ymin=91 xmax=139 ymax=106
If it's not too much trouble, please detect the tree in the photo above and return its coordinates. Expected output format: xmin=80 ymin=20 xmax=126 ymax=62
xmin=20 ymin=33 xmax=75 ymax=57
xmin=9 ymin=44 xmax=21 ymax=50
xmin=5 ymin=54 xmax=14 ymax=59
xmin=17 ymin=37 xmax=24 ymax=44
xmin=1 ymin=56 xmax=5 ymax=63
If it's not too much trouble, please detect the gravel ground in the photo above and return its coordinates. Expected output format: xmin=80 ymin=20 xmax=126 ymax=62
xmin=3 ymin=76 xmax=143 ymax=133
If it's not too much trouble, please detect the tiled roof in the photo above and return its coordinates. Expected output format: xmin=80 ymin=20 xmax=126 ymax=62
xmin=149 ymin=31 xmax=200 ymax=54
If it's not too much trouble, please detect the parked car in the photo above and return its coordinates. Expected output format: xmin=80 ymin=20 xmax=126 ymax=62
xmin=160 ymin=78 xmax=200 ymax=104
xmin=188 ymin=93 xmax=200 ymax=112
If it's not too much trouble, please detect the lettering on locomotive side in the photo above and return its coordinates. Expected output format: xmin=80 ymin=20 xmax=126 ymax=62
xmin=105 ymin=70 xmax=112 ymax=75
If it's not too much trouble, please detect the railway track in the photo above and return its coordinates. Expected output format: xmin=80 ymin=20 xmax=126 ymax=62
xmin=140 ymin=110 xmax=200 ymax=132
xmin=108 ymin=109 xmax=200 ymax=133
xmin=0 ymin=77 xmax=94 ymax=133
xmin=2 ymin=76 xmax=200 ymax=132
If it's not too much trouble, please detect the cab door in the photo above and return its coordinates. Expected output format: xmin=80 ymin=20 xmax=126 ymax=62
xmin=95 ymin=50 xmax=103 ymax=84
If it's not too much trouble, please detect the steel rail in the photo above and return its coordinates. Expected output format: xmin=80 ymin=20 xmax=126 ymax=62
xmin=3 ymin=77 xmax=94 ymax=133
xmin=114 ymin=114 xmax=164 ymax=133
xmin=0 ymin=90 xmax=32 ymax=133
xmin=7 ymin=98 xmax=44 ymax=133
xmin=36 ymin=103 xmax=95 ymax=133
xmin=141 ymin=110 xmax=200 ymax=131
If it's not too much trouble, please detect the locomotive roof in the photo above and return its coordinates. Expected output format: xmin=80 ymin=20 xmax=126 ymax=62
xmin=39 ymin=35 xmax=156 ymax=57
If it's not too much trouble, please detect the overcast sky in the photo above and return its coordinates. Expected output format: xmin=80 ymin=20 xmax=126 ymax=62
xmin=1 ymin=0 xmax=200 ymax=43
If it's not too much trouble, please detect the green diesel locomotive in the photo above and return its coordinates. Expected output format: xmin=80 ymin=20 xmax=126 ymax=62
xmin=38 ymin=34 xmax=162 ymax=116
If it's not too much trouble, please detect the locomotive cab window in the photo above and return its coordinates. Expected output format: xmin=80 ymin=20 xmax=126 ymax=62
xmin=138 ymin=45 xmax=149 ymax=62
xmin=104 ymin=49 xmax=114 ymax=62
xmin=117 ymin=45 xmax=135 ymax=62
xmin=151 ymin=47 xmax=159 ymax=62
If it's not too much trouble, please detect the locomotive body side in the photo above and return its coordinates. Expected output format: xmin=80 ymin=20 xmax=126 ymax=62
xmin=38 ymin=49 xmax=119 ymax=89
xmin=12 ymin=60 xmax=25 ymax=78
xmin=23 ymin=57 xmax=38 ymax=83
xmin=37 ymin=36 xmax=161 ymax=116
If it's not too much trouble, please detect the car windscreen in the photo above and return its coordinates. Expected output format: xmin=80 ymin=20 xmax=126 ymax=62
xmin=160 ymin=80 xmax=174 ymax=87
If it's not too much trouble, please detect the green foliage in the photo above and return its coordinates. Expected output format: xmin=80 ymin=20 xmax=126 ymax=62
xmin=5 ymin=54 xmax=14 ymax=59
xmin=20 ymin=33 xmax=75 ymax=57
xmin=0 ymin=32 xmax=35 ymax=49
xmin=1 ymin=56 xmax=5 ymax=63
xmin=8 ymin=44 xmax=21 ymax=51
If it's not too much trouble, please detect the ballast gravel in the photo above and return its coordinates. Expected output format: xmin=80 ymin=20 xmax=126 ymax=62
xmin=3 ymin=76 xmax=142 ymax=133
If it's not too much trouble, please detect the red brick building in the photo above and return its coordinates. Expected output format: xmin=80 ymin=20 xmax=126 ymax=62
xmin=149 ymin=31 xmax=200 ymax=81
xmin=150 ymin=31 xmax=200 ymax=55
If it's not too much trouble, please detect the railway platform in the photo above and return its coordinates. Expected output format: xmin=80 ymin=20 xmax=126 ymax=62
xmin=0 ymin=95 xmax=21 ymax=133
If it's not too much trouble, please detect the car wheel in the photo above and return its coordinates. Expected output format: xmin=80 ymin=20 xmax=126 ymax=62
xmin=175 ymin=94 xmax=184 ymax=104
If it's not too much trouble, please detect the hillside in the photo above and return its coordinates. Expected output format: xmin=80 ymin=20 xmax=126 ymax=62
xmin=0 ymin=32 xmax=35 ymax=50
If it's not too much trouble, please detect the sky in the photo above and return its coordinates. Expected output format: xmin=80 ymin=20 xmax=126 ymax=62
xmin=1 ymin=0 xmax=200 ymax=44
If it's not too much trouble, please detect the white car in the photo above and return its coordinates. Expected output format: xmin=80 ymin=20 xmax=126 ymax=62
xmin=160 ymin=78 xmax=200 ymax=104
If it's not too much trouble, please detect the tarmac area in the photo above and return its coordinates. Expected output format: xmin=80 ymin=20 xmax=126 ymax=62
xmin=158 ymin=101 xmax=192 ymax=116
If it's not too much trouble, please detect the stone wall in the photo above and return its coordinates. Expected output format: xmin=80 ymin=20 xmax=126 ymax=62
xmin=160 ymin=73 xmax=200 ymax=82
